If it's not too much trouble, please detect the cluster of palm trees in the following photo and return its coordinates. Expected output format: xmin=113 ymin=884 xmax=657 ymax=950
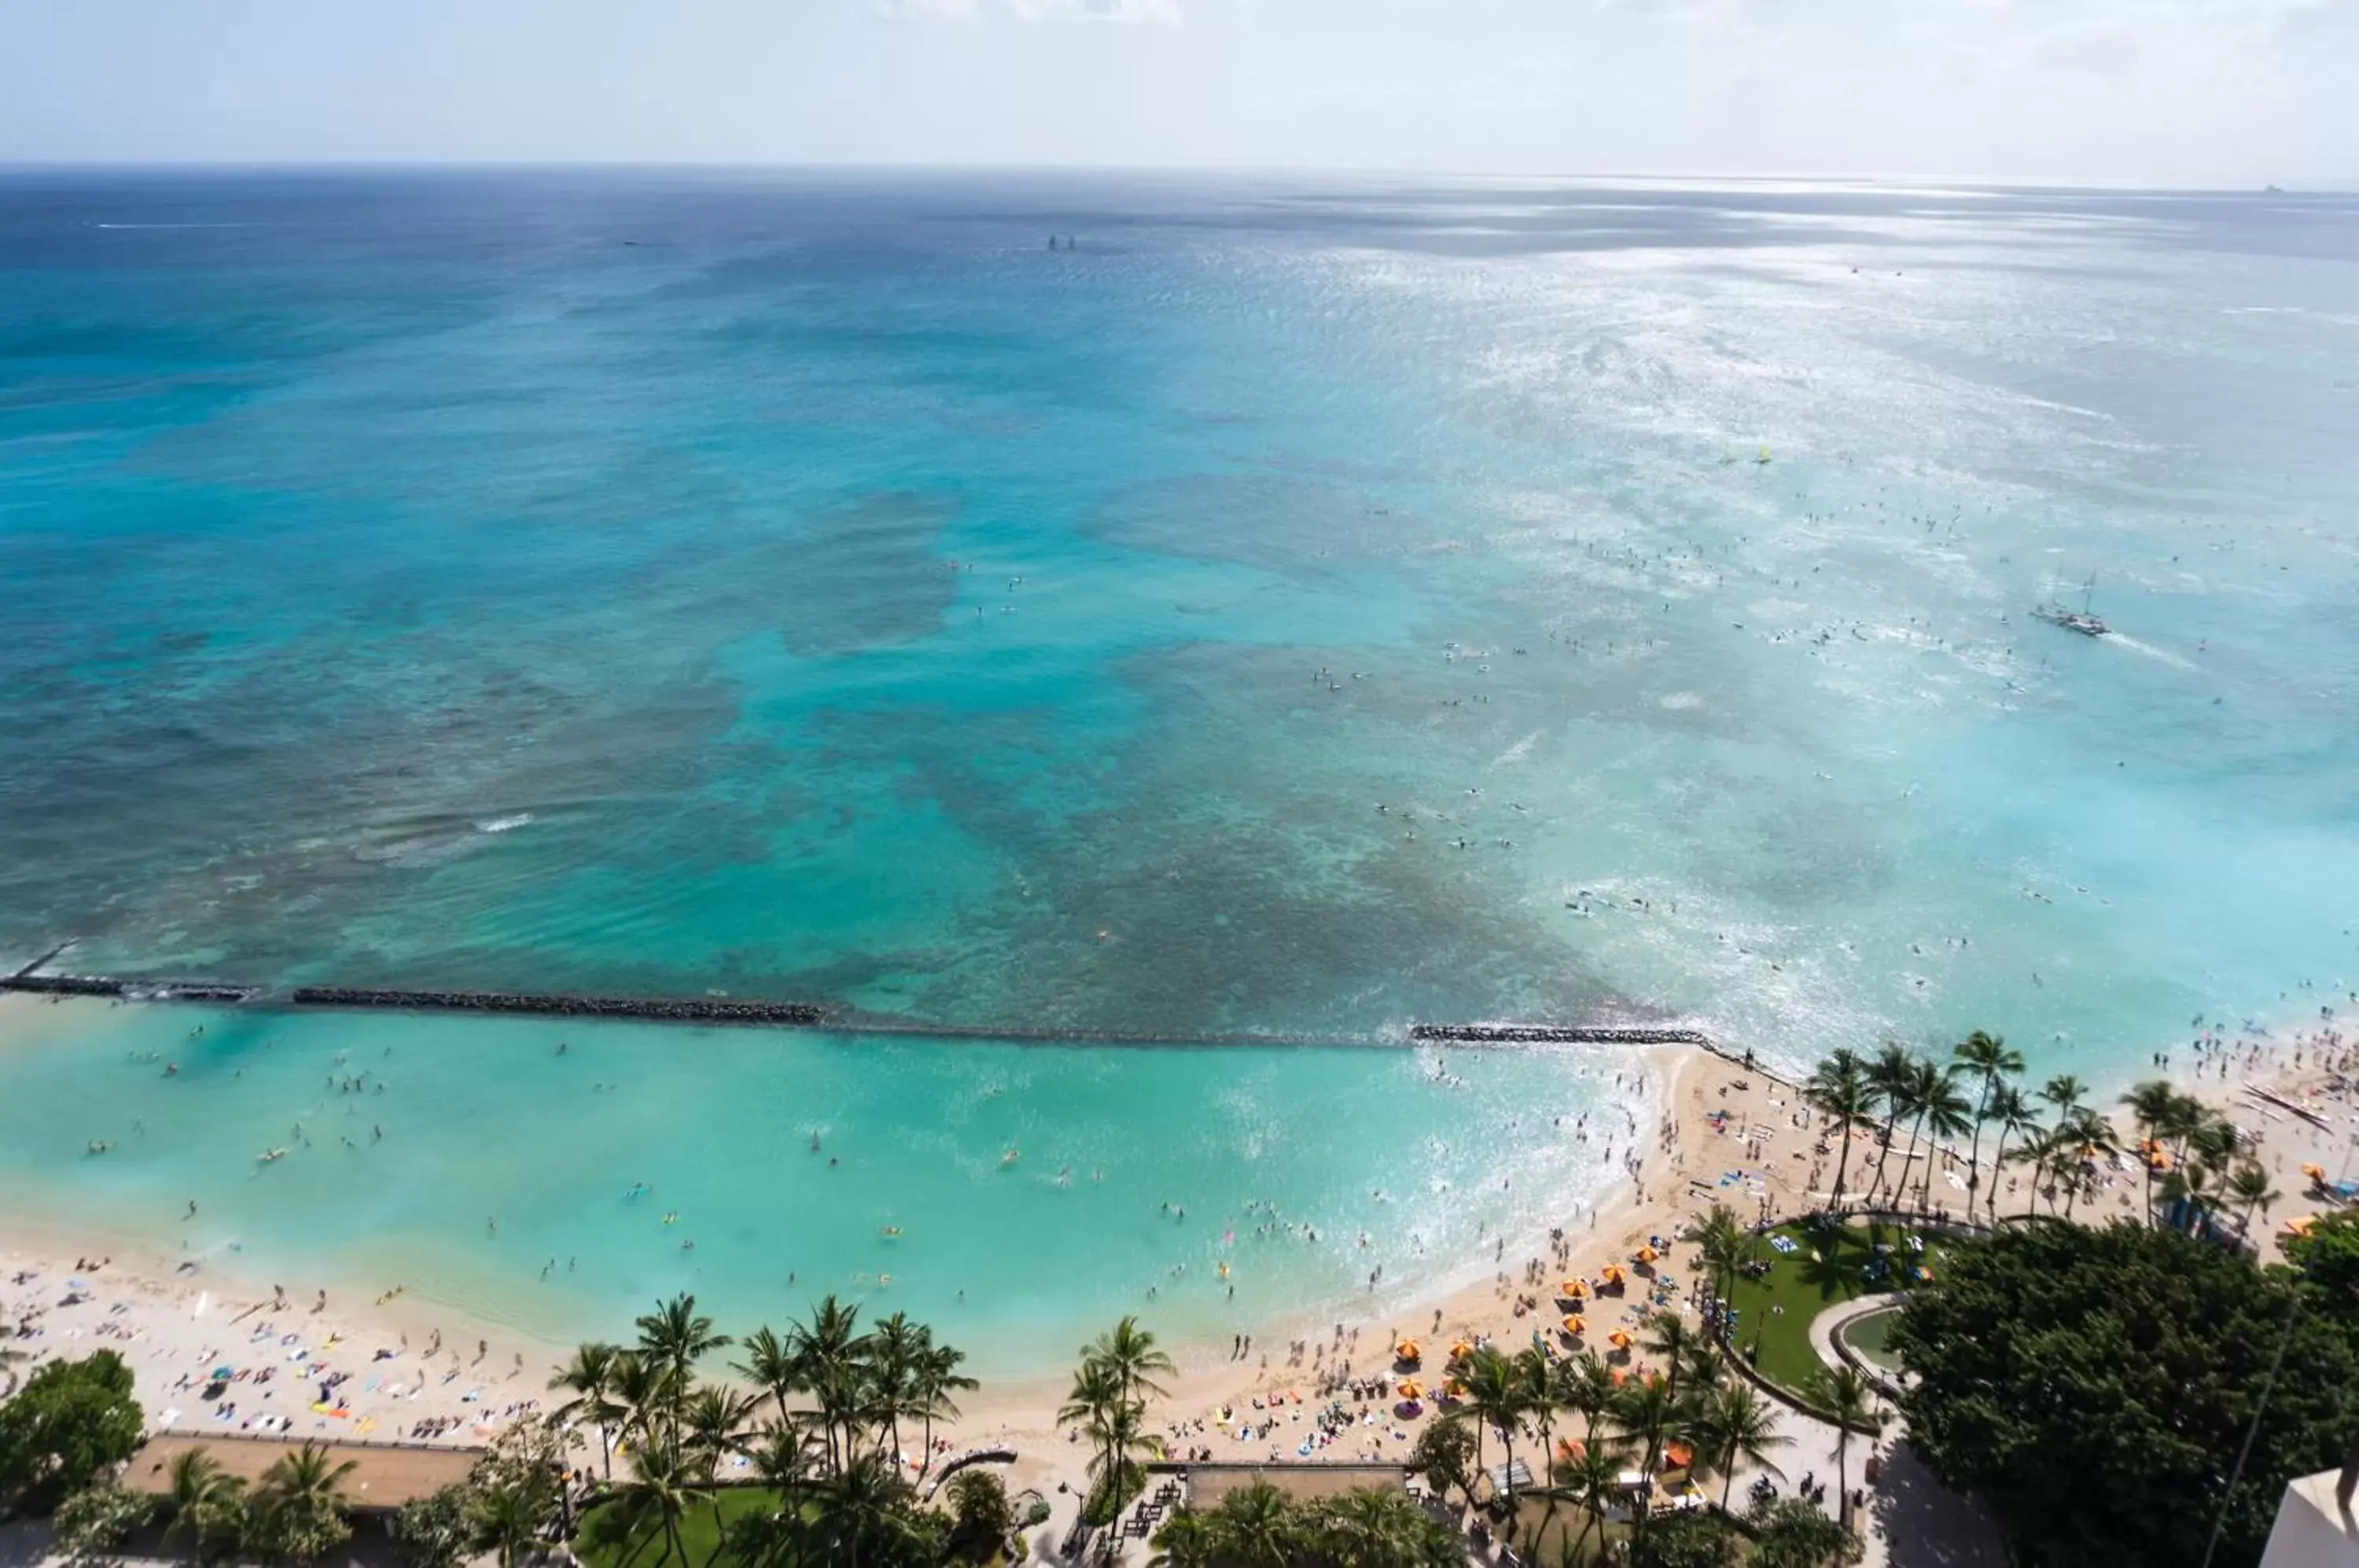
xmin=2121 ymin=1079 xmax=2281 ymax=1239
xmin=1804 ymin=1032 xmax=2122 ymax=1220
xmin=1800 ymin=1032 xmax=2281 ymax=1236
xmin=549 ymin=1294 xmax=977 ymax=1568
xmin=1055 ymin=1317 xmax=1176 ymax=1526
xmin=1148 ymin=1478 xmax=1456 ymax=1568
xmin=1400 ymin=1310 xmax=1879 ymax=1562
xmin=161 ymin=1441 xmax=362 ymax=1566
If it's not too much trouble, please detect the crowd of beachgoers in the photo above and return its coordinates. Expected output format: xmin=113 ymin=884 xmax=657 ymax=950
xmin=6 ymin=1005 xmax=2357 ymax=1566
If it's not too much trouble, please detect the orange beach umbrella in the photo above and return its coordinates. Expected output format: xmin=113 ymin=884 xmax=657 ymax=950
xmin=1635 ymin=1246 xmax=1660 ymax=1264
xmin=1560 ymin=1278 xmax=1588 ymax=1300
xmin=1607 ymin=1329 xmax=1634 ymax=1350
xmin=2302 ymin=1163 xmax=2326 ymax=1181
xmin=1561 ymin=1315 xmax=1587 ymax=1336
xmin=1395 ymin=1339 xmax=1422 ymax=1364
xmin=1449 ymin=1338 xmax=1475 ymax=1360
xmin=1397 ymin=1379 xmax=1423 ymax=1401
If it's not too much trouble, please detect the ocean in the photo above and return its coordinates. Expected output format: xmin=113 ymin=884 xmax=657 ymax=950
xmin=2 ymin=170 xmax=2356 ymax=1368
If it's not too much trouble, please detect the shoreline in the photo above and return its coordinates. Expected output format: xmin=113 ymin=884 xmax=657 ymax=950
xmin=13 ymin=992 xmax=2347 ymax=1531
xmin=0 ymin=1034 xmax=1759 ymax=1474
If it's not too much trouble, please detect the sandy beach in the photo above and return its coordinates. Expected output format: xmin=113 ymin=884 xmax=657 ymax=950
xmin=10 ymin=1001 xmax=2350 ymax=1568
xmin=2 ymin=1037 xmax=1806 ymax=1482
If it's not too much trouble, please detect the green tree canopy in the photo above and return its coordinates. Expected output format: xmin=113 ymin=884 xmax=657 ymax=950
xmin=1892 ymin=1220 xmax=2359 ymax=1568
xmin=0 ymin=1350 xmax=144 ymax=1514
xmin=1151 ymin=1483 xmax=1457 ymax=1568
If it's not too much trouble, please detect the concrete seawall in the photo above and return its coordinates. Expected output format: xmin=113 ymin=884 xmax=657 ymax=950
xmin=2 ymin=961 xmax=1730 ymax=1055
xmin=1408 ymin=1022 xmax=1712 ymax=1046
xmin=285 ymin=985 xmax=828 ymax=1025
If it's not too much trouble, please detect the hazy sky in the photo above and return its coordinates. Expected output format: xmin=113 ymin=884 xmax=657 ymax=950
xmin=3 ymin=0 xmax=2353 ymax=183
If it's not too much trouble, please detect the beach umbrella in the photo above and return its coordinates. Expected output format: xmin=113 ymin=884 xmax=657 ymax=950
xmin=1395 ymin=1338 xmax=1421 ymax=1364
xmin=1601 ymin=1264 xmax=1625 ymax=1286
xmin=1607 ymin=1330 xmax=1633 ymax=1350
xmin=1560 ymin=1278 xmax=1588 ymax=1299
xmin=1448 ymin=1338 xmax=1474 ymax=1360
xmin=2302 ymin=1163 xmax=2326 ymax=1181
xmin=1397 ymin=1379 xmax=1423 ymax=1401
xmin=1561 ymin=1315 xmax=1586 ymax=1336
xmin=1635 ymin=1246 xmax=1660 ymax=1264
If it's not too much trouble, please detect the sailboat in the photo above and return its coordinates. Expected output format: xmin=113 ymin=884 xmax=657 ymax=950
xmin=2032 ymin=573 xmax=2110 ymax=637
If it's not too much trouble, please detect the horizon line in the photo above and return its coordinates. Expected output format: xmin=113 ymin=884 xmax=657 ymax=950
xmin=0 ymin=159 xmax=2348 ymax=197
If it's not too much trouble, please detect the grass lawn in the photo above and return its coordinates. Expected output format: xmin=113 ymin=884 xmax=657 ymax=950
xmin=575 ymin=1487 xmax=784 ymax=1568
xmin=1717 ymin=1217 xmax=1945 ymax=1407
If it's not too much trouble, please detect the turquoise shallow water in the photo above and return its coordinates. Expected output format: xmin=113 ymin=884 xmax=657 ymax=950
xmin=3 ymin=172 xmax=2358 ymax=1366
xmin=0 ymin=996 xmax=1640 ymax=1367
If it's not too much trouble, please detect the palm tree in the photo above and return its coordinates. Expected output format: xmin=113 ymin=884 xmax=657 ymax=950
xmin=161 ymin=1448 xmax=246 ymax=1565
xmin=749 ymin=1422 xmax=815 ymax=1497
xmin=1213 ymin=1482 xmax=1294 ymax=1568
xmin=1149 ymin=1509 xmax=1220 ymax=1568
xmin=1551 ymin=1351 xmax=1617 ymax=1448
xmin=466 ymin=1479 xmax=546 ymax=1568
xmin=1459 ymin=1346 xmax=1525 ymax=1495
xmin=2232 ymin=1162 xmax=2283 ymax=1237
xmin=1322 ymin=1486 xmax=1439 ymax=1567
xmin=1863 ymin=1043 xmax=1918 ymax=1206
xmin=787 ymin=1295 xmax=872 ymax=1474
xmin=1637 ymin=1311 xmax=1711 ymax=1412
xmin=1609 ymin=1373 xmax=1680 ymax=1487
xmin=1805 ymin=1050 xmax=1877 ymax=1214
xmin=1510 ymin=1345 xmax=1556 ymax=1490
xmin=911 ymin=1339 xmax=977 ymax=1478
xmin=1810 ymin=1365 xmax=1886 ymax=1532
xmin=1060 ymin=1355 xmax=1134 ymax=1521
xmin=2189 ymin=1113 xmax=2241 ymax=1179
xmin=1915 ymin=1071 xmax=1975 ymax=1214
xmin=2121 ymin=1080 xmax=2184 ymax=1226
xmin=2159 ymin=1162 xmax=2225 ymax=1236
xmin=1085 ymin=1316 xmax=1175 ymax=1408
xmin=1087 ymin=1397 xmax=1154 ymax=1522
xmin=549 ymin=1342 xmax=626 ymax=1480
xmin=1983 ymin=1084 xmax=2040 ymax=1222
xmin=257 ymin=1441 xmax=359 ymax=1517
xmin=733 ymin=1326 xmax=801 ymax=1434
xmin=252 ymin=1440 xmax=358 ymax=1562
xmin=1684 ymin=1204 xmax=1750 ymax=1305
xmin=614 ymin=1439 xmax=697 ymax=1568
xmin=682 ymin=1383 xmax=758 ymax=1481
xmin=2056 ymin=1107 xmax=2120 ymax=1220
xmin=811 ymin=1453 xmax=921 ymax=1568
xmin=2038 ymin=1074 xmax=2085 ymax=1120
xmin=1551 ymin=1440 xmax=1627 ymax=1567
xmin=607 ymin=1349 xmax=677 ymax=1451
xmin=1952 ymin=1030 xmax=2024 ymax=1209
xmin=867 ymin=1312 xmax=928 ymax=1467
xmin=635 ymin=1294 xmax=731 ymax=1428
xmin=1689 ymin=1380 xmax=1789 ymax=1511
